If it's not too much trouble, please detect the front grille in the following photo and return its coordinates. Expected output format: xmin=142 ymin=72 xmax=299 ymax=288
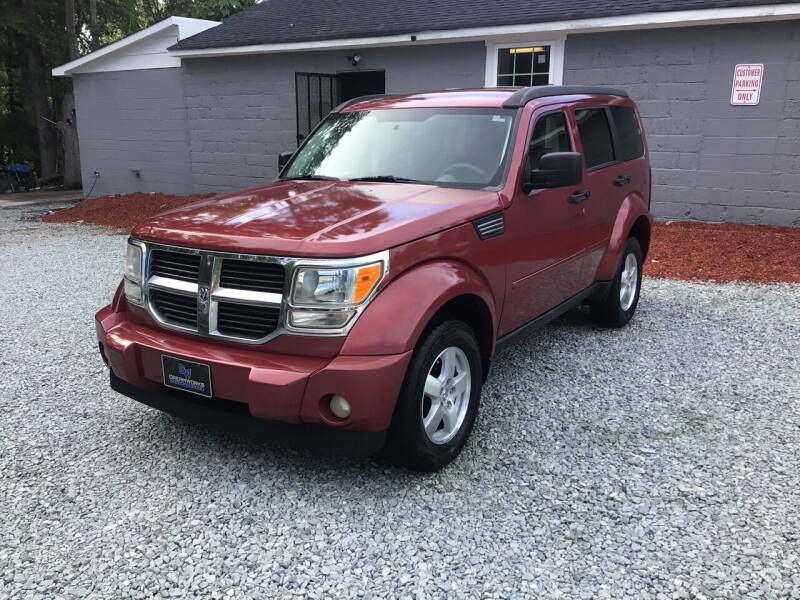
xmin=220 ymin=259 xmax=285 ymax=293
xmin=217 ymin=302 xmax=280 ymax=339
xmin=150 ymin=249 xmax=201 ymax=283
xmin=150 ymin=289 xmax=197 ymax=328
xmin=144 ymin=243 xmax=286 ymax=343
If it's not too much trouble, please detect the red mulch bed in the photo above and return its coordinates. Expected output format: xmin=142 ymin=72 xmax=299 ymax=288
xmin=43 ymin=192 xmax=214 ymax=232
xmin=44 ymin=193 xmax=800 ymax=283
xmin=644 ymin=221 xmax=800 ymax=283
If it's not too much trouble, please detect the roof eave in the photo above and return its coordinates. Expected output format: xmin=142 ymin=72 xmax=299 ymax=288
xmin=52 ymin=16 xmax=219 ymax=77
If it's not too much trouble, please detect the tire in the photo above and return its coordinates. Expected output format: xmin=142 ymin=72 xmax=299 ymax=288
xmin=591 ymin=237 xmax=643 ymax=328
xmin=386 ymin=319 xmax=482 ymax=472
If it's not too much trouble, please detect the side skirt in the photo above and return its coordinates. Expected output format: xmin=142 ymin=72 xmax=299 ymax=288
xmin=494 ymin=281 xmax=610 ymax=353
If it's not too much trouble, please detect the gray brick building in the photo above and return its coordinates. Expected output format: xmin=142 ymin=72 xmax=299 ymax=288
xmin=54 ymin=2 xmax=800 ymax=226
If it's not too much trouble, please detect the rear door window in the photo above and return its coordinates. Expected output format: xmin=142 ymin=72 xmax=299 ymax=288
xmin=610 ymin=106 xmax=644 ymax=162
xmin=575 ymin=108 xmax=615 ymax=169
xmin=528 ymin=111 xmax=571 ymax=169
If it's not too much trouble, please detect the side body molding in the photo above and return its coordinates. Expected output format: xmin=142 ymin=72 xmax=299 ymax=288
xmin=340 ymin=261 xmax=498 ymax=357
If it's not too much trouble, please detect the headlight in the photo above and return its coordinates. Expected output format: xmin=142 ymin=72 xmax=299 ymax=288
xmin=293 ymin=263 xmax=382 ymax=305
xmin=288 ymin=254 xmax=387 ymax=330
xmin=124 ymin=242 xmax=143 ymax=304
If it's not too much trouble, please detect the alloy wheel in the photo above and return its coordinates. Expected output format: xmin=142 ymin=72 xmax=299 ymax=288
xmin=619 ymin=252 xmax=639 ymax=311
xmin=421 ymin=346 xmax=471 ymax=445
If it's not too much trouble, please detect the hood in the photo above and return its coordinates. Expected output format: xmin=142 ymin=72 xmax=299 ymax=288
xmin=132 ymin=180 xmax=502 ymax=257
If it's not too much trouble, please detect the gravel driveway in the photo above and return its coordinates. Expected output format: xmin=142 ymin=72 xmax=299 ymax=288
xmin=2 ymin=206 xmax=799 ymax=600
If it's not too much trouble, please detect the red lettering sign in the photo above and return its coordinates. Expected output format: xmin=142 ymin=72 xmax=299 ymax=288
xmin=731 ymin=63 xmax=764 ymax=106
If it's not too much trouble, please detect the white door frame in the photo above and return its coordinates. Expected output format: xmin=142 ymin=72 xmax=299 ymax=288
xmin=484 ymin=34 xmax=566 ymax=87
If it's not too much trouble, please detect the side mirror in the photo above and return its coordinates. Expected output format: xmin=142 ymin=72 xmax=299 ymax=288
xmin=524 ymin=152 xmax=583 ymax=192
xmin=278 ymin=151 xmax=294 ymax=171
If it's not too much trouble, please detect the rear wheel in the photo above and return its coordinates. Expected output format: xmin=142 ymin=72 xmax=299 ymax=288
xmin=386 ymin=320 xmax=482 ymax=471
xmin=591 ymin=237 xmax=643 ymax=327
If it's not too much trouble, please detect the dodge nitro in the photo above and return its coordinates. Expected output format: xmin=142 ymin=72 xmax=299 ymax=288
xmin=96 ymin=85 xmax=652 ymax=471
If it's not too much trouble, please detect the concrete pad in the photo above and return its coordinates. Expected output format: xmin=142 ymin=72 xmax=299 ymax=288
xmin=0 ymin=188 xmax=83 ymax=208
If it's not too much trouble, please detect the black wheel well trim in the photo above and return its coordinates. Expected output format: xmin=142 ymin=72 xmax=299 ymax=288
xmin=629 ymin=215 xmax=651 ymax=259
xmin=420 ymin=293 xmax=495 ymax=382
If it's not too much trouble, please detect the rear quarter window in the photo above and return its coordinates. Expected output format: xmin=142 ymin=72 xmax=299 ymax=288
xmin=610 ymin=106 xmax=644 ymax=162
xmin=575 ymin=108 xmax=615 ymax=169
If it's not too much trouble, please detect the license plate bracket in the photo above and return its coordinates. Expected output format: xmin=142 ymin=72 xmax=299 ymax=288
xmin=161 ymin=355 xmax=213 ymax=398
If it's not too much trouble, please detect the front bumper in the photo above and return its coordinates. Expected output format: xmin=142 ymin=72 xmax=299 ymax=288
xmin=109 ymin=373 xmax=386 ymax=456
xmin=96 ymin=305 xmax=412 ymax=452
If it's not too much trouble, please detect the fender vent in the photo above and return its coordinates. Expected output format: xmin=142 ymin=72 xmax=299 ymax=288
xmin=473 ymin=212 xmax=505 ymax=240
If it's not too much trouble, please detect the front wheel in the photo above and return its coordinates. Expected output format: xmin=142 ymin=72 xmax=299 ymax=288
xmin=386 ymin=320 xmax=482 ymax=472
xmin=591 ymin=237 xmax=643 ymax=327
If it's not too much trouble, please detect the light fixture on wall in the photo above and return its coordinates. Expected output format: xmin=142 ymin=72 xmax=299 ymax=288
xmin=509 ymin=47 xmax=545 ymax=54
xmin=346 ymin=54 xmax=361 ymax=67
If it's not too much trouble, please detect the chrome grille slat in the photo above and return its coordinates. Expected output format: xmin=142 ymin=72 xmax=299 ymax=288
xmin=150 ymin=249 xmax=201 ymax=283
xmin=217 ymin=302 xmax=280 ymax=338
xmin=220 ymin=259 xmax=285 ymax=294
xmin=155 ymin=298 xmax=196 ymax=310
xmin=150 ymin=289 xmax=197 ymax=328
xmin=217 ymin=316 xmax=275 ymax=327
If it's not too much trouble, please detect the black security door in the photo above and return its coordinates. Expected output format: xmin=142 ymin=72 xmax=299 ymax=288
xmin=294 ymin=70 xmax=386 ymax=146
xmin=295 ymin=72 xmax=338 ymax=145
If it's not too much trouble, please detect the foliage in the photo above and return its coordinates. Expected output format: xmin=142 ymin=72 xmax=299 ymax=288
xmin=0 ymin=0 xmax=255 ymax=176
xmin=98 ymin=1 xmax=257 ymax=48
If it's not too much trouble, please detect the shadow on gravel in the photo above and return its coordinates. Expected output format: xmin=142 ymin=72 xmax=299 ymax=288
xmin=113 ymin=409 xmax=430 ymax=486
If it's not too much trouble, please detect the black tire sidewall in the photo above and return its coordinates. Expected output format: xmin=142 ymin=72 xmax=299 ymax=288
xmin=388 ymin=320 xmax=482 ymax=471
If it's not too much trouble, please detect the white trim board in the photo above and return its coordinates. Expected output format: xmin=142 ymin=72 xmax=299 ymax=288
xmin=168 ymin=3 xmax=800 ymax=58
xmin=52 ymin=17 xmax=219 ymax=77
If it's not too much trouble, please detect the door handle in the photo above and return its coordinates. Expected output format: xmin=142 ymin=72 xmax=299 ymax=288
xmin=614 ymin=175 xmax=632 ymax=186
xmin=569 ymin=190 xmax=591 ymax=203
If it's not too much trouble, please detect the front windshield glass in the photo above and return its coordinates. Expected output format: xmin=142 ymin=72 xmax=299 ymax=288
xmin=281 ymin=108 xmax=517 ymax=189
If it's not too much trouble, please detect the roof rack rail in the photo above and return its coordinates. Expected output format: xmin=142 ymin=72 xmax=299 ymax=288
xmin=502 ymin=85 xmax=628 ymax=109
xmin=333 ymin=94 xmax=387 ymax=112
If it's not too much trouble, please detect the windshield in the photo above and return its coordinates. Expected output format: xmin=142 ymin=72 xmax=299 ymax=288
xmin=281 ymin=107 xmax=518 ymax=189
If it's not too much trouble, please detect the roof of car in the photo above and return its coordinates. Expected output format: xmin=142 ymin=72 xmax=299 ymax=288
xmin=338 ymin=86 xmax=629 ymax=111
xmin=171 ymin=0 xmax=794 ymax=50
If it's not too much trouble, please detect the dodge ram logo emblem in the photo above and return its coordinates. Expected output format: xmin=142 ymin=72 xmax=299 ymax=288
xmin=198 ymin=285 xmax=210 ymax=313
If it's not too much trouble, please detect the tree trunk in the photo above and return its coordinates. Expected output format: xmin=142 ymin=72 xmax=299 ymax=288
xmin=65 ymin=0 xmax=77 ymax=61
xmin=20 ymin=0 xmax=58 ymax=182
xmin=60 ymin=90 xmax=82 ymax=189
xmin=61 ymin=0 xmax=81 ymax=188
xmin=90 ymin=0 xmax=100 ymax=51
xmin=26 ymin=53 xmax=58 ymax=181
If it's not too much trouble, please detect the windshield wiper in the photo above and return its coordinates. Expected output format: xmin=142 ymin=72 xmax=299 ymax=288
xmin=348 ymin=175 xmax=425 ymax=184
xmin=282 ymin=174 xmax=341 ymax=181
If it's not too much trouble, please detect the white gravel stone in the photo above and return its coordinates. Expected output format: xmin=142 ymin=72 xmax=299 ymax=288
xmin=1 ymin=205 xmax=799 ymax=599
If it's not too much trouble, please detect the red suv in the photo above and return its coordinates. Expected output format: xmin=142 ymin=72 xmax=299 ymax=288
xmin=97 ymin=85 xmax=652 ymax=471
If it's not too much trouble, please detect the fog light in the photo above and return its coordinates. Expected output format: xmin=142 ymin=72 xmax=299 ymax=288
xmin=329 ymin=395 xmax=351 ymax=419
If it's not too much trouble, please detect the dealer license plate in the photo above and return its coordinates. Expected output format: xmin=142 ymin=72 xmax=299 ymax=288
xmin=161 ymin=355 xmax=213 ymax=398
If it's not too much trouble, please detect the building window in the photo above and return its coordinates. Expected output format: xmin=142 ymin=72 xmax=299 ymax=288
xmin=484 ymin=36 xmax=564 ymax=87
xmin=496 ymin=46 xmax=551 ymax=86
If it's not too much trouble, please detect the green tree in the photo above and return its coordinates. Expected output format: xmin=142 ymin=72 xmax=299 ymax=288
xmin=0 ymin=0 xmax=255 ymax=188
